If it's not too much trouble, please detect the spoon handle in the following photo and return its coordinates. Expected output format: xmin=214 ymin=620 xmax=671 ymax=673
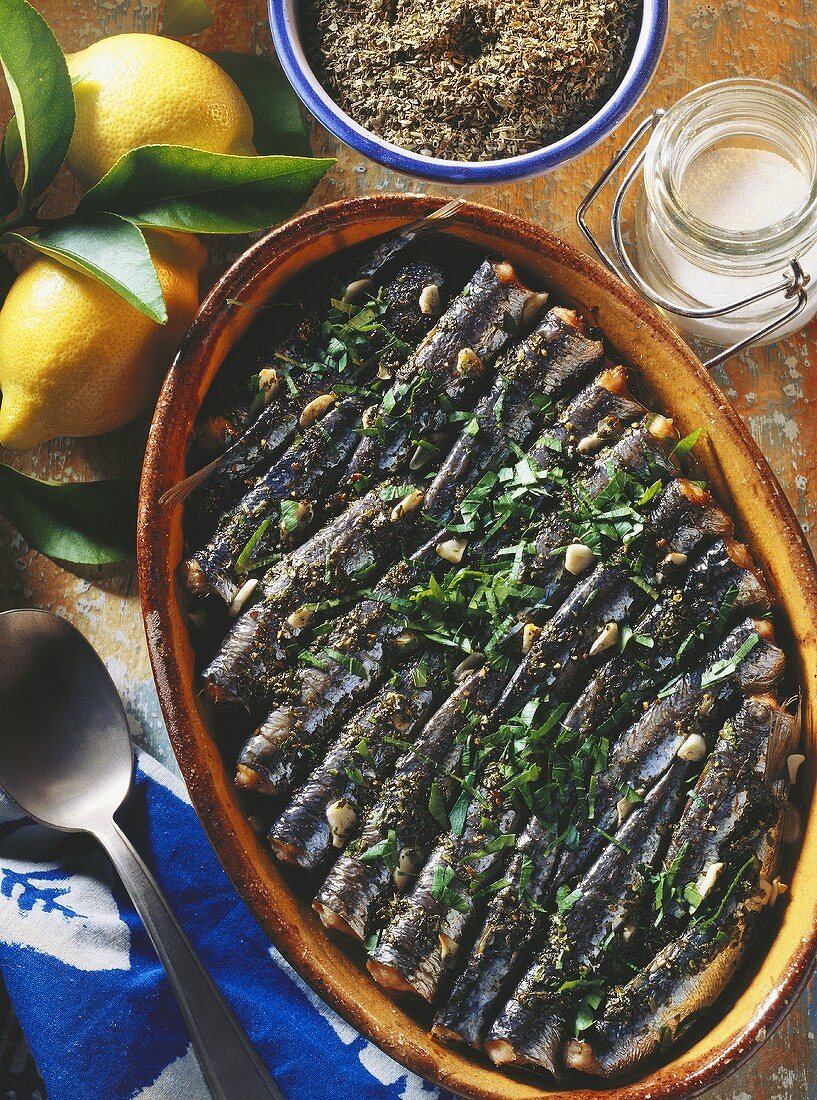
xmin=95 ymin=818 xmax=283 ymax=1100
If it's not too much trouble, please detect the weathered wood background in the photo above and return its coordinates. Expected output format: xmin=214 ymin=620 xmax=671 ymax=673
xmin=1 ymin=0 xmax=816 ymax=1095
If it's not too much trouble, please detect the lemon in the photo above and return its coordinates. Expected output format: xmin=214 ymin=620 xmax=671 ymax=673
xmin=66 ymin=34 xmax=257 ymax=185
xmin=0 ymin=230 xmax=206 ymax=450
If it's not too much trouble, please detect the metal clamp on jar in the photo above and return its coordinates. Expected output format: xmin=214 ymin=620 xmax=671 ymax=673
xmin=578 ymin=79 xmax=817 ymax=368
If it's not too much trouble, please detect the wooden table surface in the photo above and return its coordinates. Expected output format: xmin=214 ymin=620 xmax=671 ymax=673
xmin=2 ymin=0 xmax=816 ymax=1096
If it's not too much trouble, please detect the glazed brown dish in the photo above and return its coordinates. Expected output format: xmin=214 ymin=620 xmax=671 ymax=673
xmin=139 ymin=196 xmax=817 ymax=1100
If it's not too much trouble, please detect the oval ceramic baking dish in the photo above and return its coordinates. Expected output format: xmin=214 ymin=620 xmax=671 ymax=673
xmin=138 ymin=195 xmax=817 ymax=1100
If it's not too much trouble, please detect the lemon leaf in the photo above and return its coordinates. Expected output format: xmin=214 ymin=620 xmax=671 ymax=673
xmin=78 ymin=145 xmax=334 ymax=234
xmin=0 ymin=253 xmax=16 ymax=309
xmin=11 ymin=213 xmax=167 ymax=323
xmin=209 ymin=52 xmax=311 ymax=157
xmin=0 ymin=120 xmax=20 ymax=216
xmin=0 ymin=0 xmax=75 ymax=202
xmin=0 ymin=465 xmax=136 ymax=565
xmin=160 ymin=0 xmax=214 ymax=37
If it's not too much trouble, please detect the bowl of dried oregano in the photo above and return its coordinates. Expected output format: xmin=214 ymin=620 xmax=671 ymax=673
xmin=269 ymin=0 xmax=668 ymax=183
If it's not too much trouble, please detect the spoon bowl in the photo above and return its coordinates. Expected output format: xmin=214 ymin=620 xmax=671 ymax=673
xmin=0 ymin=608 xmax=133 ymax=832
xmin=0 ymin=608 xmax=282 ymax=1100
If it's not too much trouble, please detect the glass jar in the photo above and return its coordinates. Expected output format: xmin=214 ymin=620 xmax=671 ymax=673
xmin=629 ymin=79 xmax=817 ymax=347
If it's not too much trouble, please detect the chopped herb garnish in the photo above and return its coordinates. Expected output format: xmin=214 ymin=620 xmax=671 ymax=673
xmin=431 ymin=864 xmax=469 ymax=913
xmin=701 ymin=633 xmax=760 ymax=689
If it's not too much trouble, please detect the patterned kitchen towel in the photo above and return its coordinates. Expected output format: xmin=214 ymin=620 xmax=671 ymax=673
xmin=0 ymin=751 xmax=451 ymax=1100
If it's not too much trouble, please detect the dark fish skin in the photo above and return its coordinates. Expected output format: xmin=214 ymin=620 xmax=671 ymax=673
xmin=366 ymin=561 xmax=654 ymax=996
xmin=234 ymin=558 xmax=428 ymax=795
xmin=313 ymin=666 xmax=504 ymax=941
xmin=507 ymin=418 xmax=679 ymax=631
xmin=267 ymin=653 xmax=448 ymax=870
xmin=194 ymin=291 xmax=326 ymax=453
xmin=520 ymin=367 xmax=646 ymax=473
xmin=185 ymin=398 xmax=367 ymax=603
xmin=560 ymin=535 xmax=765 ymax=745
xmin=230 ymin=375 xmax=648 ymax=788
xmin=184 ymin=251 xmax=455 ymax=549
xmin=464 ymin=620 xmax=782 ymax=1038
xmin=650 ymin=694 xmax=798 ymax=940
xmin=202 ymin=321 xmax=614 ymax=705
xmin=421 ymin=310 xmax=607 ymax=524
xmin=483 ymin=763 xmax=691 ymax=1072
xmin=196 ymin=203 xmax=464 ymax=455
xmin=496 ymin=478 xmax=719 ymax=722
xmin=340 ymin=260 xmax=538 ymax=495
xmin=366 ymin=478 xmax=711 ymax=1004
xmin=432 ymin=816 xmax=559 ymax=1047
xmin=558 ymin=618 xmax=786 ymax=886
xmin=348 ymin=200 xmax=469 ymax=282
xmin=324 ymin=463 xmax=692 ymax=979
xmin=200 ymin=487 xmax=414 ymax=706
xmin=363 ymin=254 xmax=455 ymax=379
xmin=566 ymin=699 xmax=792 ymax=1080
xmin=431 ymin=532 xmax=749 ymax=1048
xmin=367 ymin=759 xmax=519 ymax=1000
xmin=564 ymin=869 xmax=762 ymax=1078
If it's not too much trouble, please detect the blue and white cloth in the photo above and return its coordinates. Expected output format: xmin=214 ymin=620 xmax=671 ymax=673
xmin=0 ymin=751 xmax=453 ymax=1100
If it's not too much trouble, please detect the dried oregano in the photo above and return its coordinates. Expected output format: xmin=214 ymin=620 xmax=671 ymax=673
xmin=303 ymin=0 xmax=640 ymax=161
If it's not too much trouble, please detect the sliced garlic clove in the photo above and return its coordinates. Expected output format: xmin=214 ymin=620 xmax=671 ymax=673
xmin=677 ymin=732 xmax=707 ymax=762
xmin=787 ymin=753 xmax=806 ymax=785
xmin=695 ymin=861 xmax=724 ymax=899
xmin=286 ymin=605 xmax=314 ymax=632
xmin=393 ymin=846 xmax=422 ymax=888
xmin=455 ymin=348 xmax=483 ymax=376
xmin=342 ymin=278 xmax=374 ymax=304
xmin=390 ymin=488 xmax=424 ymax=522
xmin=454 ymin=651 xmax=485 ymax=680
xmin=418 ymin=284 xmax=442 ymax=316
xmin=564 ymin=542 xmax=595 ymax=576
xmin=663 ymin=550 xmax=689 ymax=568
xmin=258 ymin=367 xmax=280 ymax=402
xmin=521 ymin=622 xmax=541 ymax=656
xmin=228 ymin=577 xmax=259 ymax=618
xmin=436 ymin=537 xmax=467 ymax=564
xmin=589 ymin=621 xmax=619 ymax=657
xmin=520 ymin=291 xmax=550 ymax=326
xmin=326 ymin=798 xmax=357 ymax=847
xmin=299 ymin=392 xmax=337 ymax=429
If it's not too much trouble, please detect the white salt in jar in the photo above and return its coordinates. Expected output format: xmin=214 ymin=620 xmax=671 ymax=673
xmin=634 ymin=79 xmax=817 ymax=347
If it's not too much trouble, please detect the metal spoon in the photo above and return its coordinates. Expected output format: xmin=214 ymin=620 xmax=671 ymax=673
xmin=0 ymin=609 xmax=282 ymax=1100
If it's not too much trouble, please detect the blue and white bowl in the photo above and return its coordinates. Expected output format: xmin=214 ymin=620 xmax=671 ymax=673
xmin=269 ymin=0 xmax=669 ymax=184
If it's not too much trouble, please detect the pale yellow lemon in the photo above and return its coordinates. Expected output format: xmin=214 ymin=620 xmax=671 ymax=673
xmin=66 ymin=33 xmax=257 ymax=185
xmin=0 ymin=230 xmax=206 ymax=450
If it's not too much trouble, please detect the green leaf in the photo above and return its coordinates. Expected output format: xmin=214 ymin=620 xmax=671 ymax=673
xmin=430 ymin=864 xmax=469 ymax=913
xmin=359 ymin=828 xmax=398 ymax=869
xmin=448 ymin=791 xmax=470 ymax=836
xmin=78 ymin=146 xmax=334 ymax=234
xmin=0 ymin=465 xmax=136 ymax=565
xmin=701 ymin=632 xmax=760 ymax=689
xmin=0 ymin=119 xmax=20 ymax=216
xmin=160 ymin=0 xmax=214 ymax=36
xmin=428 ymin=780 xmax=448 ymax=829
xmin=210 ymin=52 xmax=311 ymax=158
xmin=235 ymin=514 xmax=273 ymax=572
xmin=0 ymin=253 xmax=16 ymax=309
xmin=0 ymin=0 xmax=75 ymax=201
xmin=11 ymin=213 xmax=167 ymax=322
xmin=672 ymin=427 xmax=704 ymax=459
xmin=556 ymin=885 xmax=582 ymax=912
